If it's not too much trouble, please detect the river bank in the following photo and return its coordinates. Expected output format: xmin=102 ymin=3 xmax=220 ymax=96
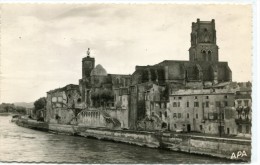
xmin=15 ymin=118 xmax=251 ymax=162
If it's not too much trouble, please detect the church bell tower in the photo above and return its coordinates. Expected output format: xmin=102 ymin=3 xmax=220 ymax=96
xmin=82 ymin=48 xmax=95 ymax=79
xmin=189 ymin=19 xmax=219 ymax=62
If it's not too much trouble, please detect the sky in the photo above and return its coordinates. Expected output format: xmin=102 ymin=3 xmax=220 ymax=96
xmin=0 ymin=3 xmax=252 ymax=103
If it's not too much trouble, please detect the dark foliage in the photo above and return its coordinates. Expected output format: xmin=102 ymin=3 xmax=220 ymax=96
xmin=34 ymin=97 xmax=46 ymax=110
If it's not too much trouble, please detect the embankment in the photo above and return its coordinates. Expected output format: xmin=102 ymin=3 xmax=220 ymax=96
xmin=15 ymin=119 xmax=251 ymax=161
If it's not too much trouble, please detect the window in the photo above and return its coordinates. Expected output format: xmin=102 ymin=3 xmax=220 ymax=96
xmin=237 ymin=100 xmax=242 ymax=106
xmin=58 ymin=97 xmax=63 ymax=102
xmin=194 ymin=96 xmax=198 ymax=99
xmin=200 ymin=125 xmax=203 ymax=131
xmin=178 ymin=113 xmax=181 ymax=118
xmin=173 ymin=113 xmax=177 ymax=118
xmin=203 ymin=50 xmax=207 ymax=61
xmin=205 ymin=101 xmax=209 ymax=108
xmin=208 ymin=113 xmax=214 ymax=119
xmin=244 ymin=100 xmax=249 ymax=106
xmin=173 ymin=97 xmax=176 ymax=100
xmin=174 ymin=124 xmax=177 ymax=128
xmin=208 ymin=51 xmax=212 ymax=61
xmin=152 ymin=112 xmax=154 ymax=116
xmin=206 ymin=96 xmax=209 ymax=99
xmin=224 ymin=95 xmax=228 ymax=99
xmin=159 ymin=112 xmax=162 ymax=118
xmin=194 ymin=102 xmax=199 ymax=107
xmin=187 ymin=102 xmax=189 ymax=107
xmin=52 ymin=97 xmax=57 ymax=103
xmin=177 ymin=102 xmax=181 ymax=107
xmin=187 ymin=113 xmax=189 ymax=118
xmin=178 ymin=97 xmax=182 ymax=100
xmin=164 ymin=111 xmax=167 ymax=118
xmin=196 ymin=113 xmax=198 ymax=119
xmin=224 ymin=101 xmax=228 ymax=107
xmin=173 ymin=102 xmax=177 ymax=107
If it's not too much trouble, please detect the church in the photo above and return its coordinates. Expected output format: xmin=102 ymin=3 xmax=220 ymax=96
xmin=46 ymin=19 xmax=233 ymax=131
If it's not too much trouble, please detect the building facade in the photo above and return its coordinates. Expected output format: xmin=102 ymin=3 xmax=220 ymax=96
xmin=168 ymin=89 xmax=237 ymax=135
xmin=234 ymin=83 xmax=252 ymax=136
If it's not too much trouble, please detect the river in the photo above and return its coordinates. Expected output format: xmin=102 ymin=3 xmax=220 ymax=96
xmin=0 ymin=115 xmax=236 ymax=163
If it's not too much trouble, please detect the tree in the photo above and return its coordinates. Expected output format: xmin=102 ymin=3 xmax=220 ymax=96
xmin=0 ymin=103 xmax=15 ymax=113
xmin=91 ymin=89 xmax=114 ymax=107
xmin=15 ymin=106 xmax=26 ymax=114
xmin=34 ymin=97 xmax=46 ymax=110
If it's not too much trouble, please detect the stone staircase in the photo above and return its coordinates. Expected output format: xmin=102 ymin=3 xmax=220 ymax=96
xmin=100 ymin=111 xmax=121 ymax=128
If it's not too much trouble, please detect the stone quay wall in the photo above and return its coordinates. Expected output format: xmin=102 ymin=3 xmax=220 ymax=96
xmin=15 ymin=119 xmax=251 ymax=161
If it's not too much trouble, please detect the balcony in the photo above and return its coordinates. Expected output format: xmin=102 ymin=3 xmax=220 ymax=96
xmin=235 ymin=118 xmax=251 ymax=124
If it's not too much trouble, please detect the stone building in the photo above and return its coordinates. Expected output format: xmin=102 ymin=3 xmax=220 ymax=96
xmin=136 ymin=84 xmax=169 ymax=131
xmin=131 ymin=19 xmax=231 ymax=87
xmin=168 ymin=89 xmax=237 ymax=135
xmin=45 ymin=19 xmax=235 ymax=131
xmin=128 ymin=19 xmax=232 ymax=129
xmin=234 ymin=83 xmax=252 ymax=137
xmin=45 ymin=84 xmax=82 ymax=124
xmin=77 ymin=48 xmax=131 ymax=129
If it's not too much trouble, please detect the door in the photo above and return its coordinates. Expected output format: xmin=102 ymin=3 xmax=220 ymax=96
xmin=187 ymin=124 xmax=191 ymax=132
xmin=218 ymin=126 xmax=224 ymax=136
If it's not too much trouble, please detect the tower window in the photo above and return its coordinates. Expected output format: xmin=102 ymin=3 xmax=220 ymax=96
xmin=208 ymin=51 xmax=212 ymax=61
xmin=202 ymin=50 xmax=207 ymax=61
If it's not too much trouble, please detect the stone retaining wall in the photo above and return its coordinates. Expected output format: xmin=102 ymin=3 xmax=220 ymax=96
xmin=15 ymin=119 xmax=251 ymax=161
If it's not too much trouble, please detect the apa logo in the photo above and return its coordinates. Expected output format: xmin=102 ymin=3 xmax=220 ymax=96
xmin=230 ymin=151 xmax=247 ymax=159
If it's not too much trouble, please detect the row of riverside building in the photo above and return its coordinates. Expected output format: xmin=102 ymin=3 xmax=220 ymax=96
xmin=43 ymin=19 xmax=251 ymax=138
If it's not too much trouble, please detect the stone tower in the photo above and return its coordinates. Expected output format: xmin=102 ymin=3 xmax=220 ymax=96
xmin=189 ymin=19 xmax=218 ymax=62
xmin=82 ymin=48 xmax=95 ymax=79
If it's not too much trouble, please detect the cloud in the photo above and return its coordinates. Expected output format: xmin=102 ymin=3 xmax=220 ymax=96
xmin=0 ymin=4 xmax=252 ymax=103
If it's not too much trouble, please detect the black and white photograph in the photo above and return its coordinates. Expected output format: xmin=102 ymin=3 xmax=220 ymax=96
xmin=0 ymin=1 xmax=258 ymax=164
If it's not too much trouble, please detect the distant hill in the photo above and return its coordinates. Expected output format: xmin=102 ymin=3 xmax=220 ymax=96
xmin=13 ymin=102 xmax=34 ymax=109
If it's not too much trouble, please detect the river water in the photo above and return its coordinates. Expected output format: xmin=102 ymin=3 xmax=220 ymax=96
xmin=0 ymin=115 xmax=235 ymax=163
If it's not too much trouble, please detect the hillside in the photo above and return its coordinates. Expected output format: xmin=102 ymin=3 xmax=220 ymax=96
xmin=13 ymin=102 xmax=34 ymax=109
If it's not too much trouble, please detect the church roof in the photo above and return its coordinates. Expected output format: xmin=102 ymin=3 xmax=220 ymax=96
xmin=90 ymin=64 xmax=107 ymax=76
